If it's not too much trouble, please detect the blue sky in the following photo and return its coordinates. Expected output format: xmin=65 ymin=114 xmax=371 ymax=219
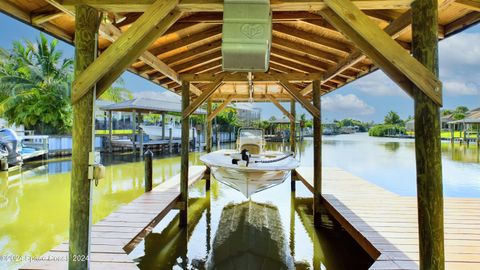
xmin=1 ymin=12 xmax=479 ymax=123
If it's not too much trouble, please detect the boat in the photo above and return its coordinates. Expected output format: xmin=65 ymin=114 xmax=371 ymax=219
xmin=140 ymin=123 xmax=193 ymax=139
xmin=0 ymin=129 xmax=22 ymax=168
xmin=206 ymin=201 xmax=294 ymax=270
xmin=200 ymin=128 xmax=299 ymax=197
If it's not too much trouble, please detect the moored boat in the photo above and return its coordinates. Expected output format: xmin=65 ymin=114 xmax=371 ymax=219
xmin=200 ymin=128 xmax=299 ymax=197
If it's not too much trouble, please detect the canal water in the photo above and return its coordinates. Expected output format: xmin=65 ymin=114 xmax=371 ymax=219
xmin=1 ymin=133 xmax=478 ymax=269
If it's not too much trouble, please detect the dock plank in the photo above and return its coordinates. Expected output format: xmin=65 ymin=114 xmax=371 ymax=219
xmin=20 ymin=165 xmax=206 ymax=270
xmin=295 ymin=166 xmax=480 ymax=270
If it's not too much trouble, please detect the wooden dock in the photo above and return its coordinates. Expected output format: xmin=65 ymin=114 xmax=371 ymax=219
xmin=20 ymin=166 xmax=207 ymax=270
xmin=295 ymin=167 xmax=480 ymax=270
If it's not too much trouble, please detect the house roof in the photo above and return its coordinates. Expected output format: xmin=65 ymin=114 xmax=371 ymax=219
xmin=100 ymin=97 xmax=206 ymax=114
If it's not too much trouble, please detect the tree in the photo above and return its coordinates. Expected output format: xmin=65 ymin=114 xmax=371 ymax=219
xmin=384 ymin=111 xmax=403 ymax=126
xmin=441 ymin=109 xmax=453 ymax=116
xmin=0 ymin=34 xmax=73 ymax=134
xmin=99 ymin=77 xmax=133 ymax=102
xmin=455 ymin=106 xmax=469 ymax=114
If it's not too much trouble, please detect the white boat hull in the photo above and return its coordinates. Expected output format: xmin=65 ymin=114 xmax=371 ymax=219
xmin=211 ymin=166 xmax=290 ymax=197
xmin=200 ymin=149 xmax=299 ymax=197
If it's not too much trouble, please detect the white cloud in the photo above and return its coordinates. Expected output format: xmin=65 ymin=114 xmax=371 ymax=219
xmin=353 ymin=70 xmax=407 ymax=97
xmin=322 ymin=94 xmax=375 ymax=115
xmin=440 ymin=33 xmax=480 ymax=68
xmin=443 ymin=80 xmax=479 ymax=96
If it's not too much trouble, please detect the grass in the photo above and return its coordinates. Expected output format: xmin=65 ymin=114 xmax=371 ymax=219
xmin=406 ymin=131 xmax=478 ymax=139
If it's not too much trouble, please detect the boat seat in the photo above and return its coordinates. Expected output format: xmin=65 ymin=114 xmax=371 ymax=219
xmin=240 ymin=144 xmax=261 ymax=155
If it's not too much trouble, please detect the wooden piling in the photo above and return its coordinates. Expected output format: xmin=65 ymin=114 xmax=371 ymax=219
xmin=144 ymin=149 xmax=153 ymax=192
xmin=312 ymin=80 xmax=322 ymax=227
xmin=290 ymin=100 xmax=296 ymax=153
xmin=69 ymin=5 xmax=99 ymax=270
xmin=206 ymin=99 xmax=212 ymax=153
xmin=412 ymin=0 xmax=445 ymax=268
xmin=169 ymin=128 xmax=173 ymax=154
xmin=132 ymin=110 xmax=137 ymax=155
xmin=180 ymin=81 xmax=190 ymax=227
xmin=290 ymin=100 xmax=296 ymax=191
xmin=162 ymin=112 xmax=166 ymax=140
xmin=108 ymin=110 xmax=113 ymax=153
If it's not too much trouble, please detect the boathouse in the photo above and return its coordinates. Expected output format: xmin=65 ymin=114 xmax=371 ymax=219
xmin=1 ymin=0 xmax=479 ymax=269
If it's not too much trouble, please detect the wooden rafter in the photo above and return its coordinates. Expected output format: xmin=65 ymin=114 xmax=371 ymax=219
xmin=273 ymin=24 xmax=353 ymax=55
xmin=320 ymin=0 xmax=442 ymax=105
xmin=98 ymin=23 xmax=204 ymax=96
xmin=72 ymin=0 xmax=180 ymax=103
xmin=266 ymin=95 xmax=295 ymax=122
xmin=60 ymin=0 xmax=415 ymax=13
xmin=454 ymin=0 xmax=480 ymax=11
xmin=207 ymin=95 xmax=235 ymax=121
xmin=279 ymin=80 xmax=320 ymax=118
xmin=182 ymin=74 xmax=225 ymax=118
xmin=180 ymin=72 xmax=322 ymax=83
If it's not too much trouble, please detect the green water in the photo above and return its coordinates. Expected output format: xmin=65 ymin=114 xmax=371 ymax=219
xmin=1 ymin=134 xmax=479 ymax=269
xmin=0 ymin=152 xmax=203 ymax=269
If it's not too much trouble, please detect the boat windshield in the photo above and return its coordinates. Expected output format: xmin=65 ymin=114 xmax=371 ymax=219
xmin=239 ymin=129 xmax=263 ymax=139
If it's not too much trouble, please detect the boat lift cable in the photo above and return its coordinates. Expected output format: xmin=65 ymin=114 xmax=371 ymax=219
xmin=254 ymin=153 xmax=294 ymax=164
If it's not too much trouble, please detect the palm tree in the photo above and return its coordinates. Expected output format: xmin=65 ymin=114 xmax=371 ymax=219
xmin=0 ymin=34 xmax=73 ymax=134
xmin=99 ymin=77 xmax=133 ymax=102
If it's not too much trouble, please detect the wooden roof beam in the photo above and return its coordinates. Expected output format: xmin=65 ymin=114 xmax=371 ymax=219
xmin=279 ymin=80 xmax=320 ymax=118
xmin=72 ymin=0 xmax=180 ymax=103
xmin=320 ymin=0 xmax=442 ymax=105
xmin=266 ymin=95 xmax=295 ymax=122
xmin=183 ymin=75 xmax=225 ymax=118
xmin=444 ymin=11 xmax=480 ymax=37
xmin=271 ymin=47 xmax=330 ymax=71
xmin=180 ymin=72 xmax=322 ymax=83
xmin=454 ymin=0 xmax=480 ymax=11
xmin=98 ymin=23 xmax=204 ymax=95
xmin=148 ymin=25 xmax=222 ymax=57
xmin=30 ymin=6 xmax=64 ymax=25
xmin=0 ymin=1 xmax=73 ymax=42
xmin=60 ymin=0 xmax=415 ymax=12
xmin=207 ymin=95 xmax=235 ymax=121
xmin=210 ymin=94 xmax=293 ymax=101
xmin=273 ymin=24 xmax=353 ymax=55
xmin=315 ymin=9 xmax=412 ymax=94
xmin=174 ymin=51 xmax=222 ymax=73
xmin=272 ymin=36 xmax=340 ymax=64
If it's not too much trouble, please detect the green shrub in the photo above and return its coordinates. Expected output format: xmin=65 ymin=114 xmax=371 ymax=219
xmin=368 ymin=124 xmax=406 ymax=137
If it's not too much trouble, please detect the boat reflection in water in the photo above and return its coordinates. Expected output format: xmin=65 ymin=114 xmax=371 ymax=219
xmin=206 ymin=201 xmax=294 ymax=270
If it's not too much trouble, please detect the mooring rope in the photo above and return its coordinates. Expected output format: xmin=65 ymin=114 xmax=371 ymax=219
xmin=254 ymin=153 xmax=294 ymax=163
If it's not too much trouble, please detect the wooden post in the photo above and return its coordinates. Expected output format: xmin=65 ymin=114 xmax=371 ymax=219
xmin=206 ymin=100 xmax=212 ymax=153
xmin=477 ymin=124 xmax=479 ymax=146
xmin=312 ymin=80 xmax=322 ymax=227
xmin=108 ymin=110 xmax=113 ymax=153
xmin=412 ymin=0 xmax=445 ymax=268
xmin=144 ymin=149 xmax=153 ymax=192
xmin=290 ymin=100 xmax=296 ymax=153
xmin=180 ymin=81 xmax=190 ymax=227
xmin=139 ymin=113 xmax=144 ymax=156
xmin=450 ymin=123 xmax=454 ymax=145
xmin=69 ymin=5 xmax=98 ymax=270
xmin=132 ymin=110 xmax=136 ymax=154
xmin=169 ymin=128 xmax=173 ymax=154
xmin=290 ymin=100 xmax=296 ymax=191
xmin=192 ymin=127 xmax=196 ymax=150
xmin=162 ymin=112 xmax=166 ymax=140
